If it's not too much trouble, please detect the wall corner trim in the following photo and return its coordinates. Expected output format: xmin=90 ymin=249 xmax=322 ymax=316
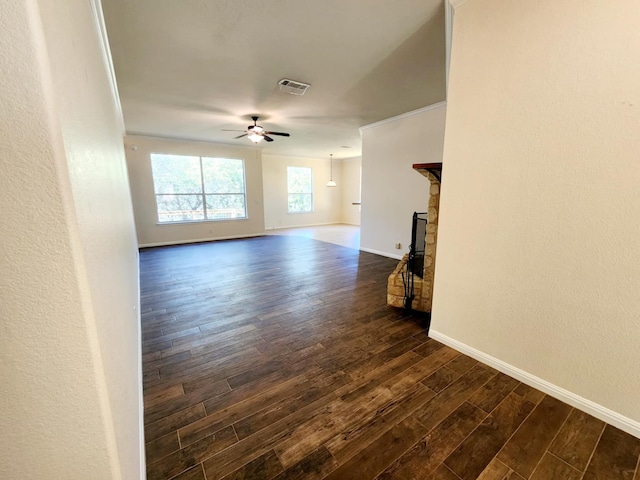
xmin=429 ymin=329 xmax=640 ymax=439
xmin=449 ymin=0 xmax=472 ymax=9
xmin=359 ymin=101 xmax=447 ymax=132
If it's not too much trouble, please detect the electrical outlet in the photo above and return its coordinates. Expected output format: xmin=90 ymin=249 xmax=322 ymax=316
xmin=395 ymin=243 xmax=402 ymax=249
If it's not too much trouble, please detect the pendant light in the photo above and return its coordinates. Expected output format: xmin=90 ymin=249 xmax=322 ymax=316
xmin=326 ymin=154 xmax=337 ymax=187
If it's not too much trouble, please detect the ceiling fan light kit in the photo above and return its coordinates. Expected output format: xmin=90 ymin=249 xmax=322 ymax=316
xmin=247 ymin=131 xmax=263 ymax=143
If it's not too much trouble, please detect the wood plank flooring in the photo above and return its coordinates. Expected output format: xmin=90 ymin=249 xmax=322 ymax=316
xmin=139 ymin=235 xmax=640 ymax=479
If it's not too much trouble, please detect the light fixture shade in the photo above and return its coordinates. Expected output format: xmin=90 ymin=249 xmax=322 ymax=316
xmin=247 ymin=132 xmax=263 ymax=143
xmin=326 ymin=180 xmax=337 ymax=187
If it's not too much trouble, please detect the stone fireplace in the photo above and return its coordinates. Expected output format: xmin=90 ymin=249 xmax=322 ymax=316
xmin=387 ymin=163 xmax=442 ymax=312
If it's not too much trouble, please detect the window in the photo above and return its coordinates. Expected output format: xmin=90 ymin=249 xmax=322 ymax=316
xmin=150 ymin=154 xmax=247 ymax=223
xmin=287 ymin=166 xmax=313 ymax=213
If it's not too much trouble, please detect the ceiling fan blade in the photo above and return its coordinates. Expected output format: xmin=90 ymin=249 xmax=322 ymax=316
xmin=263 ymin=135 xmax=274 ymax=142
xmin=265 ymin=131 xmax=290 ymax=137
xmin=234 ymin=133 xmax=248 ymax=139
xmin=222 ymin=129 xmax=246 ymax=132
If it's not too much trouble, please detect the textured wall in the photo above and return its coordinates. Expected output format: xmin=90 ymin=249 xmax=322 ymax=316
xmin=126 ymin=135 xmax=266 ymax=246
xmin=1 ymin=0 xmax=141 ymax=478
xmin=360 ymin=103 xmax=447 ymax=259
xmin=262 ymin=154 xmax=342 ymax=230
xmin=433 ymin=0 xmax=640 ymax=428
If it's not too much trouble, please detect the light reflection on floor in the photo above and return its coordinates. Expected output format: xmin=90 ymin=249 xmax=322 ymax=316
xmin=267 ymin=224 xmax=361 ymax=250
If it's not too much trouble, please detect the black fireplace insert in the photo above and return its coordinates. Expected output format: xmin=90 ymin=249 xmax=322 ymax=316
xmin=403 ymin=212 xmax=428 ymax=309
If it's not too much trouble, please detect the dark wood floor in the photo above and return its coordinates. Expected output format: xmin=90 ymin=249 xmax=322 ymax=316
xmin=140 ymin=235 xmax=640 ymax=480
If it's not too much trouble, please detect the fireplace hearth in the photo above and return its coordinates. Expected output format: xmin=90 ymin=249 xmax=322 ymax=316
xmin=387 ymin=163 xmax=441 ymax=312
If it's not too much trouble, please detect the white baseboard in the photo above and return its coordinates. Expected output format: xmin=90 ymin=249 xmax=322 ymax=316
xmin=139 ymin=233 xmax=264 ymax=248
xmin=359 ymin=247 xmax=404 ymax=260
xmin=429 ymin=330 xmax=640 ymax=439
xmin=268 ymin=222 xmax=343 ymax=230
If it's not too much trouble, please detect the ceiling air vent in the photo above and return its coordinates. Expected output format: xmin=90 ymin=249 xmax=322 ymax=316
xmin=278 ymin=78 xmax=311 ymax=96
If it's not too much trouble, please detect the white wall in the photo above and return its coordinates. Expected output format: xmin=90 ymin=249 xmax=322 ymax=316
xmin=263 ymin=154 xmax=342 ymax=229
xmin=340 ymin=156 xmax=362 ymax=225
xmin=126 ymin=135 xmax=265 ymax=246
xmin=360 ymin=103 xmax=447 ymax=259
xmin=0 ymin=0 xmax=142 ymax=478
xmin=433 ymin=0 xmax=640 ymax=435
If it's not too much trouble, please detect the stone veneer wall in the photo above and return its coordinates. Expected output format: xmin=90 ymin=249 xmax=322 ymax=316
xmin=387 ymin=171 xmax=440 ymax=311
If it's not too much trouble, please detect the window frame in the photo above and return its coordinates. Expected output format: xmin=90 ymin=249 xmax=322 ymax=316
xmin=150 ymin=153 xmax=248 ymax=224
xmin=287 ymin=166 xmax=314 ymax=214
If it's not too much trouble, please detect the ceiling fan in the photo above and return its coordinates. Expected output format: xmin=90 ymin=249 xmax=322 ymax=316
xmin=224 ymin=116 xmax=290 ymax=144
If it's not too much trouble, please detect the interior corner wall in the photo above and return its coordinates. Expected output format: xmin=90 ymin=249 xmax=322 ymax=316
xmin=262 ymin=154 xmax=342 ymax=230
xmin=360 ymin=103 xmax=447 ymax=259
xmin=1 ymin=0 xmax=141 ymax=478
xmin=433 ymin=0 xmax=640 ymax=432
xmin=125 ymin=135 xmax=266 ymax=247
xmin=340 ymin=156 xmax=362 ymax=226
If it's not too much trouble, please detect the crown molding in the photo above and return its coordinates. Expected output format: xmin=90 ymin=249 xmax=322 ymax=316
xmin=445 ymin=1 xmax=453 ymax=97
xmin=359 ymin=101 xmax=447 ymax=132
xmin=89 ymin=0 xmax=125 ymax=135
xmin=125 ymin=132 xmax=262 ymax=150
xmin=261 ymin=152 xmax=347 ymax=161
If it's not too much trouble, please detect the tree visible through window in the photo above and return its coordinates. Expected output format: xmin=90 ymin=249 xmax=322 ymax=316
xmin=151 ymin=154 xmax=247 ymax=223
xmin=287 ymin=166 xmax=313 ymax=213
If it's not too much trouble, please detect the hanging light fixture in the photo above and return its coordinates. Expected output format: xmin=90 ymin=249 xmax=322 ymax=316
xmin=326 ymin=153 xmax=337 ymax=187
xmin=247 ymin=125 xmax=263 ymax=143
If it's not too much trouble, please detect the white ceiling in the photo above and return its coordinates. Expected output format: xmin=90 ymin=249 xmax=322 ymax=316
xmin=102 ymin=0 xmax=446 ymax=159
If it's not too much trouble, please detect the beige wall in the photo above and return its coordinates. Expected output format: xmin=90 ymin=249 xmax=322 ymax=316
xmin=360 ymin=103 xmax=447 ymax=259
xmin=340 ymin=156 xmax=362 ymax=226
xmin=433 ymin=0 xmax=640 ymax=434
xmin=263 ymin=154 xmax=342 ymax=229
xmin=126 ymin=135 xmax=265 ymax=246
xmin=1 ymin=0 xmax=142 ymax=478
